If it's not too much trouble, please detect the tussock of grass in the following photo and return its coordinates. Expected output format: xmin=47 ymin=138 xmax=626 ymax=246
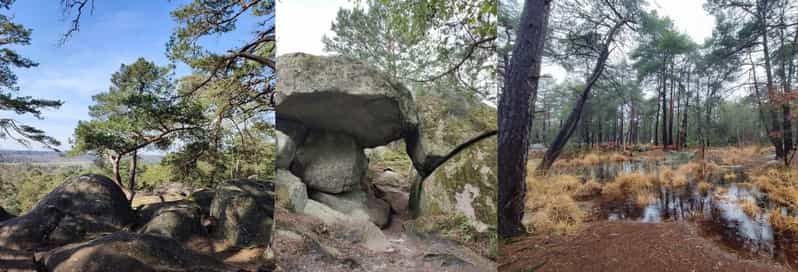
xmin=601 ymin=172 xmax=655 ymax=204
xmin=751 ymin=168 xmax=798 ymax=210
xmin=524 ymin=173 xmax=587 ymax=235
xmin=711 ymin=145 xmax=766 ymax=165
xmin=552 ymin=152 xmax=634 ymax=168
xmin=697 ymin=181 xmax=713 ymax=195
xmin=723 ymin=172 xmax=738 ymax=182
xmin=574 ymin=179 xmax=603 ymax=199
xmin=738 ymin=198 xmax=761 ymax=218
xmin=769 ymin=210 xmax=798 ymax=233
xmin=524 ymin=194 xmax=584 ymax=235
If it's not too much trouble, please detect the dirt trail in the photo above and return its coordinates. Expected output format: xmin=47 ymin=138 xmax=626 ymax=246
xmin=275 ymin=208 xmax=495 ymax=272
xmin=500 ymin=221 xmax=791 ymax=272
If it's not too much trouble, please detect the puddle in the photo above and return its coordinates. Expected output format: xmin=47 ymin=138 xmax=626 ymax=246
xmin=556 ymin=159 xmax=798 ymax=266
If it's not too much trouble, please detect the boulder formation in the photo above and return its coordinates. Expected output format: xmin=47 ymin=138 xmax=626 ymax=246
xmin=412 ymin=93 xmax=497 ymax=233
xmin=210 ymin=179 xmax=275 ymax=248
xmin=274 ymin=53 xmax=416 ymax=231
xmin=40 ymin=232 xmax=234 ymax=272
xmin=274 ymin=53 xmax=497 ymax=247
xmin=0 ymin=174 xmax=134 ymax=251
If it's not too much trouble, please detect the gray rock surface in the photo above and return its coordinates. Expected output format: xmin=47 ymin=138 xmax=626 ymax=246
xmin=40 ymin=232 xmax=232 ymax=272
xmin=275 ymin=53 xmax=419 ymax=148
xmin=137 ymin=200 xmax=204 ymax=242
xmin=291 ymin=131 xmax=367 ymax=194
xmin=274 ymin=169 xmax=308 ymax=212
xmin=301 ymin=200 xmax=390 ymax=252
xmin=0 ymin=174 xmax=133 ymax=251
xmin=309 ymin=190 xmax=390 ymax=228
xmin=276 ymin=129 xmax=296 ymax=169
xmin=210 ymin=179 xmax=275 ymax=248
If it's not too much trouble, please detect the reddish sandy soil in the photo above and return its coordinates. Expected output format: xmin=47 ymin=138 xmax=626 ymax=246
xmin=499 ymin=221 xmax=791 ymax=272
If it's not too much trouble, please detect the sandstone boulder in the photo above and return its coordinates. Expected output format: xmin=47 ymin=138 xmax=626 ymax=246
xmin=309 ymin=190 xmax=390 ymax=228
xmin=274 ymin=169 xmax=307 ymax=212
xmin=291 ymin=131 xmax=367 ymax=194
xmin=210 ymin=179 xmax=275 ymax=248
xmin=413 ymin=93 xmax=497 ymax=233
xmin=301 ymin=200 xmax=389 ymax=252
xmin=41 ymin=232 xmax=233 ymax=272
xmin=0 ymin=174 xmax=133 ymax=251
xmin=137 ymin=200 xmax=204 ymax=242
xmin=275 ymin=53 xmax=418 ymax=148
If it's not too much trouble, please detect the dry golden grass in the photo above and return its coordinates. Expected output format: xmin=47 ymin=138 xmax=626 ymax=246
xmin=552 ymin=152 xmax=634 ymax=168
xmin=723 ymin=172 xmax=738 ymax=182
xmin=524 ymin=195 xmax=585 ymax=235
xmin=697 ymin=181 xmax=713 ymax=195
xmin=711 ymin=145 xmax=766 ymax=165
xmin=574 ymin=179 xmax=603 ymax=199
xmin=738 ymin=198 xmax=761 ymax=218
xmin=601 ymin=172 xmax=655 ymax=204
xmin=713 ymin=187 xmax=729 ymax=199
xmin=524 ymin=173 xmax=587 ymax=235
xmin=659 ymin=166 xmax=688 ymax=189
xmin=769 ymin=210 xmax=798 ymax=233
xmin=635 ymin=192 xmax=657 ymax=206
xmin=750 ymin=167 xmax=798 ymax=210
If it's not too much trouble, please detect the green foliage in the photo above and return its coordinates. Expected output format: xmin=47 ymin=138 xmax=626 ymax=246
xmin=326 ymin=0 xmax=497 ymax=100
xmin=0 ymin=164 xmax=96 ymax=214
xmin=0 ymin=0 xmax=62 ymax=149
xmin=138 ymin=162 xmax=174 ymax=190
xmin=72 ymin=58 xmax=204 ymax=158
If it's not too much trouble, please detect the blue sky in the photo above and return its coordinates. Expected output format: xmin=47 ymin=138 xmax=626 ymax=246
xmin=1 ymin=0 xmax=260 ymax=150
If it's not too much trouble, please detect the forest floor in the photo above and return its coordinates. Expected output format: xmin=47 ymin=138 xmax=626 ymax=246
xmin=274 ymin=206 xmax=495 ymax=272
xmin=499 ymin=220 xmax=789 ymax=272
xmin=503 ymin=145 xmax=798 ymax=272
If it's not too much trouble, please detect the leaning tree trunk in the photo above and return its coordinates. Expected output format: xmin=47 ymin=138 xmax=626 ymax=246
xmin=497 ymin=0 xmax=551 ymax=239
xmin=128 ymin=149 xmax=138 ymax=202
xmin=537 ymin=20 xmax=626 ymax=172
xmin=111 ymin=154 xmax=122 ymax=188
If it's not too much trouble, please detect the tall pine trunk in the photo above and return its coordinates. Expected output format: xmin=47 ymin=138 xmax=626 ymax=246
xmin=497 ymin=0 xmax=551 ymax=239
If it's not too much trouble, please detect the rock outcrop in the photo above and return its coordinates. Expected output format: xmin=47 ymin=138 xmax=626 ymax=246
xmin=310 ymin=190 xmax=390 ymax=228
xmin=275 ymin=52 xmax=418 ymax=148
xmin=412 ymin=93 xmax=497 ymax=233
xmin=0 ymin=174 xmax=134 ymax=251
xmin=41 ymin=232 xmax=233 ymax=272
xmin=210 ymin=179 xmax=275 ymax=248
xmin=274 ymin=169 xmax=308 ymax=212
xmin=291 ymin=130 xmax=367 ymax=194
xmin=137 ymin=200 xmax=204 ymax=242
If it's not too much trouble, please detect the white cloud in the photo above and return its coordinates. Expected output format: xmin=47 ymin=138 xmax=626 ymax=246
xmin=276 ymin=0 xmax=353 ymax=56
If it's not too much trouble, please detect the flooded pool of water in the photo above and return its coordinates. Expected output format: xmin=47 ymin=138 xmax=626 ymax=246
xmin=555 ymin=159 xmax=798 ymax=265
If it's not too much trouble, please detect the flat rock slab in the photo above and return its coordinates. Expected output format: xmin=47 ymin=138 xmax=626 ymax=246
xmin=275 ymin=53 xmax=418 ymax=148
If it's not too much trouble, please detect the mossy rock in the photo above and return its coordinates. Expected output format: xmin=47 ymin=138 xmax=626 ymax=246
xmin=414 ymin=92 xmax=497 ymax=233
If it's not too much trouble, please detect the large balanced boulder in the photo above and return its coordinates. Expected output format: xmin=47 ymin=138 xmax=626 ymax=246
xmin=413 ymin=93 xmax=497 ymax=233
xmin=40 ymin=232 xmax=233 ymax=272
xmin=275 ymin=53 xmax=419 ymax=148
xmin=291 ymin=130 xmax=367 ymax=194
xmin=309 ymin=190 xmax=390 ymax=228
xmin=0 ymin=174 xmax=133 ymax=251
xmin=210 ymin=179 xmax=275 ymax=248
xmin=137 ymin=200 xmax=204 ymax=242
